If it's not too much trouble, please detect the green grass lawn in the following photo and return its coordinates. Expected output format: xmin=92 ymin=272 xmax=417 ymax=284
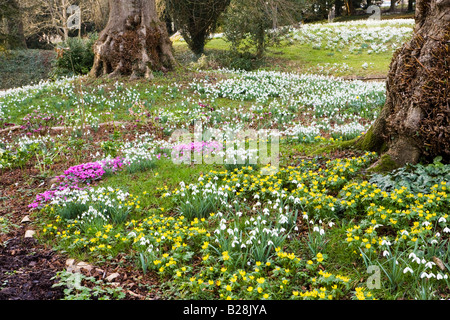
xmin=174 ymin=36 xmax=398 ymax=78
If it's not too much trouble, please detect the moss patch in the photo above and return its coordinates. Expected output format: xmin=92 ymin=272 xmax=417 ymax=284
xmin=354 ymin=126 xmax=387 ymax=153
xmin=367 ymin=153 xmax=399 ymax=173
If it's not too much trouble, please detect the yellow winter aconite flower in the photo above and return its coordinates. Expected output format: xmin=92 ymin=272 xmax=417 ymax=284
xmin=316 ymin=253 xmax=324 ymax=262
xmin=222 ymin=251 xmax=230 ymax=261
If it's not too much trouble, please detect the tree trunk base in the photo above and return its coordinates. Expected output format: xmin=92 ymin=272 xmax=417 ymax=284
xmin=90 ymin=0 xmax=176 ymax=80
xmin=355 ymin=0 xmax=450 ymax=169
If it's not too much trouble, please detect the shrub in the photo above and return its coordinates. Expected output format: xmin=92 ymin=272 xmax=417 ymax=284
xmin=0 ymin=50 xmax=55 ymax=89
xmin=51 ymin=34 xmax=97 ymax=77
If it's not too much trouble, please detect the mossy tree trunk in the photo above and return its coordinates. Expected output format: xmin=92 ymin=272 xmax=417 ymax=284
xmin=356 ymin=0 xmax=450 ymax=169
xmin=89 ymin=0 xmax=176 ymax=80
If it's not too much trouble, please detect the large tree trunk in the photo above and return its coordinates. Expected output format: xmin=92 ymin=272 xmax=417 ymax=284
xmin=357 ymin=0 xmax=450 ymax=169
xmin=90 ymin=0 xmax=175 ymax=80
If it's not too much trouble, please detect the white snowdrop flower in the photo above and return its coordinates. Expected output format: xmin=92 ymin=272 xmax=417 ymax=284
xmin=313 ymin=226 xmax=320 ymax=232
xmin=241 ymin=243 xmax=246 ymax=248
xmin=236 ymin=211 xmax=242 ymax=217
xmin=431 ymin=239 xmax=438 ymax=245
xmin=438 ymin=217 xmax=446 ymax=223
xmin=443 ymin=227 xmax=450 ymax=233
xmin=403 ymin=267 xmax=413 ymax=274
xmin=383 ymin=250 xmax=390 ymax=257
xmin=408 ymin=252 xmax=417 ymax=259
xmin=328 ymin=222 xmax=335 ymax=227
xmin=294 ymin=226 xmax=298 ymax=231
xmin=302 ymin=213 xmax=308 ymax=220
xmin=437 ymin=273 xmax=444 ymax=280
xmin=319 ymin=229 xmax=325 ymax=235
xmin=278 ymin=215 xmax=288 ymax=224
xmin=424 ymin=261 xmax=435 ymax=269
xmin=422 ymin=221 xmax=431 ymax=226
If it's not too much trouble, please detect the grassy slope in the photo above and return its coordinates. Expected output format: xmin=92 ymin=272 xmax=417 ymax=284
xmin=174 ymin=35 xmax=394 ymax=78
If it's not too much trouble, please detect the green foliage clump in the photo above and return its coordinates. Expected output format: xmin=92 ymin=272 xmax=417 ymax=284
xmin=369 ymin=157 xmax=450 ymax=193
xmin=52 ymin=271 xmax=126 ymax=300
xmin=52 ymin=34 xmax=97 ymax=77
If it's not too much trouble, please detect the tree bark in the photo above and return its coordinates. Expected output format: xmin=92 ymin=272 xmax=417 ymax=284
xmin=390 ymin=0 xmax=396 ymax=12
xmin=344 ymin=0 xmax=355 ymax=15
xmin=356 ymin=0 xmax=450 ymax=168
xmin=335 ymin=0 xmax=343 ymax=16
xmin=90 ymin=0 xmax=175 ymax=80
